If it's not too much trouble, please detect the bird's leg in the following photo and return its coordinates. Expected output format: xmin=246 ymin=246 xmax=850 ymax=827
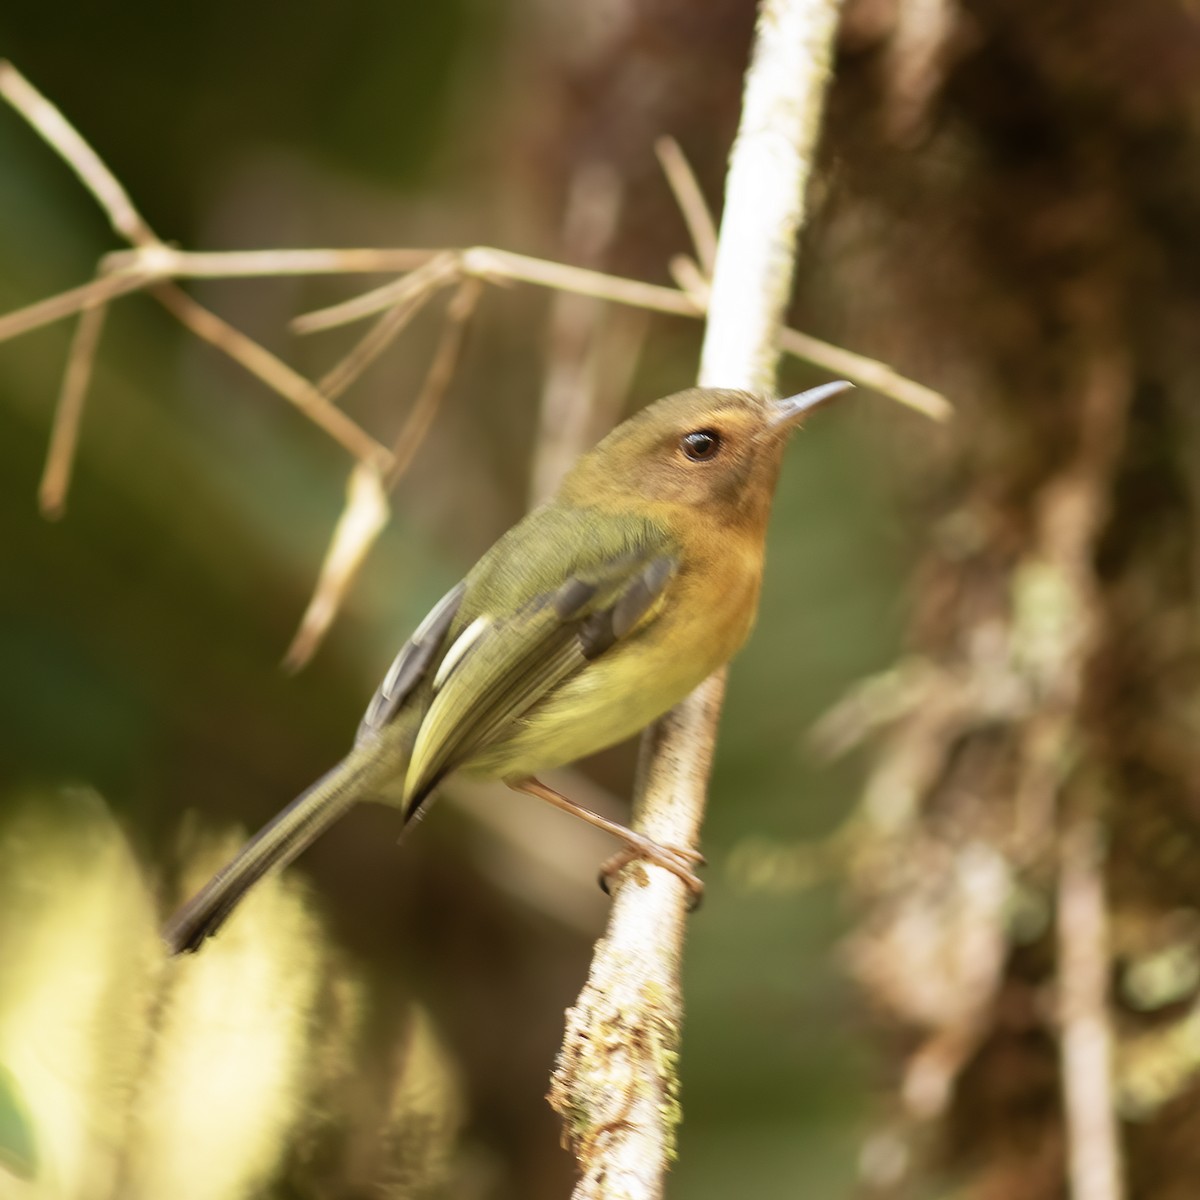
xmin=506 ymin=776 xmax=705 ymax=906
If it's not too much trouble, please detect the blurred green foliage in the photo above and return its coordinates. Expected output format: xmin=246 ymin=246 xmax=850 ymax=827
xmin=0 ymin=5 xmax=909 ymax=1196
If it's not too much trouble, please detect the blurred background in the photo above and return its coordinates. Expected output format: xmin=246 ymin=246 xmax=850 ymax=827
xmin=0 ymin=2 xmax=905 ymax=1197
xmin=8 ymin=0 xmax=1200 ymax=1198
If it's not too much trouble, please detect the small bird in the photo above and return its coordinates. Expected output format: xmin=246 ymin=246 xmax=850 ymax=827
xmin=164 ymin=381 xmax=851 ymax=953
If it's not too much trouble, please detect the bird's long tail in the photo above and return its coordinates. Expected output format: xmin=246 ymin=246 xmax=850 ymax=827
xmin=163 ymin=749 xmax=386 ymax=955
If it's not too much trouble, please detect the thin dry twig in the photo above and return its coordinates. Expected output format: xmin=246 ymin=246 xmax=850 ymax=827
xmin=549 ymin=2 xmax=848 ymax=1195
xmin=292 ymin=245 xmax=701 ymax=334
xmin=2 ymin=236 xmax=952 ymax=425
xmin=281 ymin=463 xmax=391 ymax=673
xmin=316 ymin=254 xmax=461 ymax=401
xmin=318 ymin=298 xmax=424 ymax=402
xmin=2 ymin=51 xmax=948 ymax=444
xmin=152 ymin=283 xmax=392 ymax=470
xmin=283 ymin=279 xmax=483 ymax=670
xmin=452 ymin=247 xmax=689 ymax=321
xmin=104 ymin=246 xmax=438 ymax=279
xmin=0 ymin=60 xmax=392 ymax=489
xmin=0 ymin=61 xmax=151 ymax=244
xmin=108 ymin=238 xmax=949 ymax=424
xmin=779 ymin=326 xmax=953 ymax=420
xmin=667 ymin=254 xmax=710 ymax=307
xmin=1 ymin=50 xmax=947 ymax=667
xmin=385 ymin=278 xmax=482 ymax=488
xmin=672 ymin=251 xmax=953 ymax=421
xmin=6 ymin=65 xmax=165 ymax=516
xmin=39 ymin=299 xmax=109 ymax=518
xmin=0 ymin=270 xmax=151 ymax=343
xmin=655 ymin=137 xmax=719 ymax=276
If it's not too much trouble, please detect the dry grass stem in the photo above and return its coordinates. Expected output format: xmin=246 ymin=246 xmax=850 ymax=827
xmin=1 ymin=53 xmax=946 ymax=438
xmin=281 ymin=463 xmax=391 ymax=672
xmin=1 ymin=247 xmax=951 ymax=427
xmin=39 ymin=300 xmax=108 ymax=518
xmin=1 ymin=52 xmax=946 ymax=683
xmin=105 ymin=246 xmax=438 ymax=279
xmin=671 ymin=253 xmax=952 ymax=420
xmin=779 ymin=327 xmax=953 ymax=419
xmin=316 ymin=255 xmax=461 ymax=400
xmin=0 ymin=60 xmax=389 ymax=473
xmin=151 ymin=284 xmax=393 ymax=471
xmin=667 ymin=254 xmax=709 ymax=307
xmin=469 ymin=247 xmax=700 ymax=317
xmin=655 ymin=137 xmax=719 ymax=276
xmin=285 ymin=279 xmax=483 ymax=669
xmin=0 ymin=270 xmax=151 ymax=342
xmin=293 ymin=246 xmax=701 ymax=335
xmin=317 ymin=296 xmax=424 ymax=402
xmin=0 ymin=60 xmax=152 ymax=243
xmin=300 ymin=251 xmax=462 ymax=339
xmin=385 ymin=277 xmax=482 ymax=487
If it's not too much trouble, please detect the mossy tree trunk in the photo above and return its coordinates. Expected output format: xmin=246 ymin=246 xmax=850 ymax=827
xmin=817 ymin=2 xmax=1200 ymax=1196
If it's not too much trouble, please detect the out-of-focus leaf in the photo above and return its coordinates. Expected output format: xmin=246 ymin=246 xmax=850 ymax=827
xmin=0 ymin=1062 xmax=37 ymax=1180
xmin=0 ymin=792 xmax=466 ymax=1199
xmin=0 ymin=788 xmax=160 ymax=1200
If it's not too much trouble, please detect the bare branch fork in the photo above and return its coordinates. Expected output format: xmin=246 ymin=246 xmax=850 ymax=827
xmin=0 ymin=56 xmax=947 ymax=667
xmin=547 ymin=1 xmax=847 ymax=1196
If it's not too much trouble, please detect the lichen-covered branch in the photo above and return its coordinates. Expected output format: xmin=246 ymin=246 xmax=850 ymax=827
xmin=548 ymin=2 xmax=846 ymax=1195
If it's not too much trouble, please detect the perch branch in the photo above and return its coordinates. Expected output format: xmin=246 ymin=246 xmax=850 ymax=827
xmin=548 ymin=2 xmax=847 ymax=1196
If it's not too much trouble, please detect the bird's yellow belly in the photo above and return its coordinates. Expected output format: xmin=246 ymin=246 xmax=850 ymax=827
xmin=463 ymin=561 xmax=759 ymax=781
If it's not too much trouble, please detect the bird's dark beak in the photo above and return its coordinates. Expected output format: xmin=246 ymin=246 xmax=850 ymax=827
xmin=768 ymin=380 xmax=854 ymax=430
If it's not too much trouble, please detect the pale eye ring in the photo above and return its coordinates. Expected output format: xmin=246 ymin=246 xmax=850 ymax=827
xmin=681 ymin=429 xmax=721 ymax=461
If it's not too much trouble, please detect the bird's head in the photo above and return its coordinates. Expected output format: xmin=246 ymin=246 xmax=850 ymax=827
xmin=560 ymin=381 xmax=852 ymax=531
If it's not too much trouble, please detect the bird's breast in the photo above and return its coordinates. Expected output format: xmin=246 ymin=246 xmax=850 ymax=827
xmin=464 ymin=532 xmax=765 ymax=780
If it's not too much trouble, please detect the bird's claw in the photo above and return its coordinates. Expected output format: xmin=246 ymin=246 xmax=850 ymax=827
xmin=598 ymin=838 xmax=706 ymax=910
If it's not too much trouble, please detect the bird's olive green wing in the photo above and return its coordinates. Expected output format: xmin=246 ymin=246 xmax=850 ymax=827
xmin=403 ymin=543 xmax=677 ymax=801
xmin=355 ymin=582 xmax=466 ymax=743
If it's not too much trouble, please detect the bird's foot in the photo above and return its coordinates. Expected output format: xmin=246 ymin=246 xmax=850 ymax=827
xmin=599 ymin=838 xmax=706 ymax=909
xmin=504 ymin=776 xmax=705 ymax=909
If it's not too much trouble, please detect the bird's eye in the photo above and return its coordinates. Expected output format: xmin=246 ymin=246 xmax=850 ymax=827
xmin=680 ymin=429 xmax=721 ymax=461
